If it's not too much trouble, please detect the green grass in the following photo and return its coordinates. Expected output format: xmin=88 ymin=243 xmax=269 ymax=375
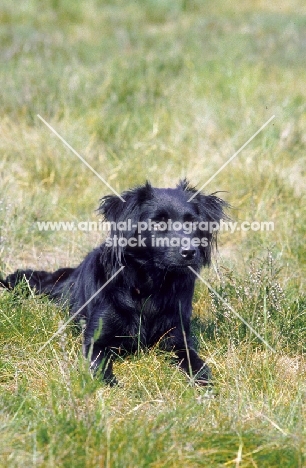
xmin=0 ymin=0 xmax=305 ymax=466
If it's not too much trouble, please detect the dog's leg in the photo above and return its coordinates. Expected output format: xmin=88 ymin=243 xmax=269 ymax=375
xmin=84 ymin=343 xmax=118 ymax=386
xmin=174 ymin=348 xmax=211 ymax=386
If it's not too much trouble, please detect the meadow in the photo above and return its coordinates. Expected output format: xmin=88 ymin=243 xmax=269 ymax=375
xmin=0 ymin=0 xmax=305 ymax=466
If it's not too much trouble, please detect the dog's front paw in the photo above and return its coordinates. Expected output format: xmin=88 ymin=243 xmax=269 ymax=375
xmin=195 ymin=376 xmax=212 ymax=387
xmin=104 ymin=374 xmax=119 ymax=387
xmin=92 ymin=367 xmax=119 ymax=387
xmin=194 ymin=365 xmax=212 ymax=386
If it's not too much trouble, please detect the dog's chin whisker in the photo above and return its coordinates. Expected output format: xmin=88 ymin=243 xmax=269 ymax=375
xmin=5 ymin=179 xmax=227 ymax=386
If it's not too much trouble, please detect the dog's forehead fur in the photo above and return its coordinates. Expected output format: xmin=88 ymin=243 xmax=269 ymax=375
xmin=146 ymin=186 xmax=200 ymax=221
xmin=152 ymin=187 xmax=191 ymax=209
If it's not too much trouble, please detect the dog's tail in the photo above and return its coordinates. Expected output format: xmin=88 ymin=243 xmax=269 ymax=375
xmin=0 ymin=267 xmax=75 ymax=296
xmin=0 ymin=276 xmax=10 ymax=289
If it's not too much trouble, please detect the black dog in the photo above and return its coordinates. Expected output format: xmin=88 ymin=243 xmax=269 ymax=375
xmin=1 ymin=180 xmax=227 ymax=385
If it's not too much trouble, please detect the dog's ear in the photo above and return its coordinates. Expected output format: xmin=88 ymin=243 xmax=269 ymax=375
xmin=98 ymin=181 xmax=153 ymax=222
xmin=98 ymin=182 xmax=154 ymax=270
xmin=200 ymin=192 xmax=229 ymax=266
xmin=188 ymin=188 xmax=230 ymax=266
xmin=193 ymin=192 xmax=229 ymax=224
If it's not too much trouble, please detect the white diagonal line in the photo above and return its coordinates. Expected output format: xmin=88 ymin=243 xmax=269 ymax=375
xmin=188 ymin=267 xmax=276 ymax=353
xmin=37 ymin=114 xmax=125 ymax=202
xmin=37 ymin=266 xmax=125 ymax=353
xmin=188 ymin=115 xmax=275 ymax=201
xmin=258 ymin=414 xmax=288 ymax=435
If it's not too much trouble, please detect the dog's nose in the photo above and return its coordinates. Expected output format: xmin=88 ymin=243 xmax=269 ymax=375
xmin=180 ymin=249 xmax=196 ymax=260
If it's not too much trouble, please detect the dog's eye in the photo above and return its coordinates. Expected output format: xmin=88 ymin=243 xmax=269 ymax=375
xmin=183 ymin=213 xmax=197 ymax=223
xmin=152 ymin=221 xmax=167 ymax=231
xmin=152 ymin=216 xmax=168 ymax=231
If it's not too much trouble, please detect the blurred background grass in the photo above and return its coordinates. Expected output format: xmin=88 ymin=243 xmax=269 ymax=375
xmin=0 ymin=0 xmax=305 ymax=275
xmin=0 ymin=0 xmax=305 ymax=466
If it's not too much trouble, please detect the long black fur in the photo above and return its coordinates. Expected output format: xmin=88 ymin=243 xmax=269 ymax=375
xmin=1 ymin=179 xmax=228 ymax=385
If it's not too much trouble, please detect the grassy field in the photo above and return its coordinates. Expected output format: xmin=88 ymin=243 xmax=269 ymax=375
xmin=0 ymin=0 xmax=305 ymax=466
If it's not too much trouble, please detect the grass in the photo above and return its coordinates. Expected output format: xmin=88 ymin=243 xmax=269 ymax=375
xmin=0 ymin=0 xmax=305 ymax=466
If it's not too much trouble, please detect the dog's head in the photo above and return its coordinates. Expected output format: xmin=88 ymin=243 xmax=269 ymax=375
xmin=98 ymin=179 xmax=229 ymax=272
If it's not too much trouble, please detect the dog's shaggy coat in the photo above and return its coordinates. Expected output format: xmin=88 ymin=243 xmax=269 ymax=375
xmin=1 ymin=180 xmax=227 ymax=385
